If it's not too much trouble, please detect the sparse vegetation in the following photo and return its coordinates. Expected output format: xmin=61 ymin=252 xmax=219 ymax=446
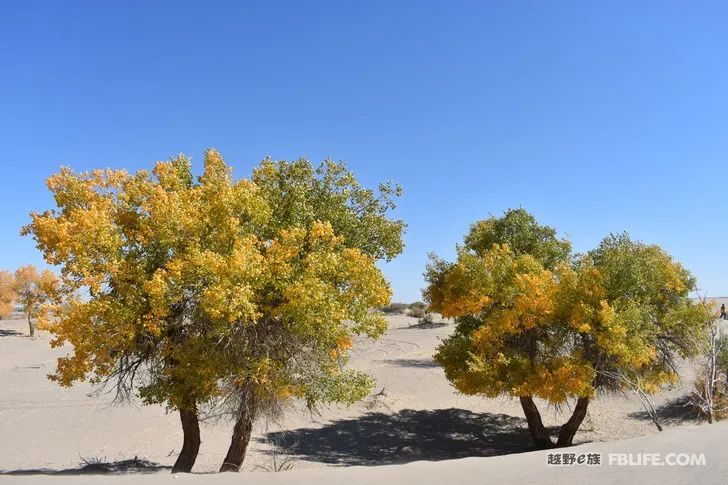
xmin=76 ymin=454 xmax=168 ymax=474
xmin=252 ymin=436 xmax=298 ymax=472
xmin=418 ymin=313 xmax=435 ymax=325
xmin=690 ymin=316 xmax=728 ymax=422
xmin=381 ymin=302 xmax=409 ymax=315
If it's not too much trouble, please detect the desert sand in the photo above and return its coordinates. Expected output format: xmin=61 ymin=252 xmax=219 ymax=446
xmin=1 ymin=312 xmax=726 ymax=483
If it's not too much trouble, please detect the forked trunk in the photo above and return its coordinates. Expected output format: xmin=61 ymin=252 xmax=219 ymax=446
xmin=171 ymin=405 xmax=200 ymax=473
xmin=220 ymin=383 xmax=257 ymax=472
xmin=556 ymin=396 xmax=589 ymax=447
xmin=519 ymin=396 xmax=554 ymax=448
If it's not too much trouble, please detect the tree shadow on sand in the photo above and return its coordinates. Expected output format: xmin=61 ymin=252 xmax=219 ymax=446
xmin=402 ymin=320 xmax=449 ymax=329
xmin=382 ymin=358 xmax=440 ymax=368
xmin=628 ymin=394 xmax=703 ymax=425
xmin=262 ymin=408 xmax=547 ymax=466
xmin=0 ymin=457 xmax=170 ymax=476
xmin=0 ymin=329 xmax=22 ymax=337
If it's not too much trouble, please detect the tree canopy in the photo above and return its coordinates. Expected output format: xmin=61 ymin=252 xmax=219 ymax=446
xmin=462 ymin=208 xmax=571 ymax=269
xmin=425 ymin=209 xmax=707 ymax=448
xmin=23 ymin=150 xmax=404 ymax=472
xmin=12 ymin=264 xmax=60 ymax=336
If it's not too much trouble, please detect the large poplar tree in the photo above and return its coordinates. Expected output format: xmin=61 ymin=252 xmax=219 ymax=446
xmin=23 ymin=150 xmax=404 ymax=472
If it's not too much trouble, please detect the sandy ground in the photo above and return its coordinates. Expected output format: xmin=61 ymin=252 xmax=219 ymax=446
xmin=0 ymin=312 xmax=724 ymax=483
xmin=3 ymin=423 xmax=726 ymax=485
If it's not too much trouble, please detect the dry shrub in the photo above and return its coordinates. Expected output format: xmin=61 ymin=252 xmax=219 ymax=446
xmin=691 ymin=375 xmax=728 ymax=421
xmin=408 ymin=307 xmax=426 ymax=318
xmin=381 ymin=303 xmax=409 ymax=315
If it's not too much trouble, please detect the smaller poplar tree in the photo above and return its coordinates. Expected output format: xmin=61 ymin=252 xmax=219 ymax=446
xmin=426 ymin=209 xmax=708 ymax=448
xmin=13 ymin=265 xmax=59 ymax=337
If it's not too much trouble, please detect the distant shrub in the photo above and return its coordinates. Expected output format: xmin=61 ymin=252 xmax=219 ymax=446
xmin=408 ymin=306 xmax=426 ymax=319
xmin=408 ymin=301 xmax=426 ymax=311
xmin=418 ymin=313 xmax=435 ymax=325
xmin=381 ymin=302 xmax=409 ymax=315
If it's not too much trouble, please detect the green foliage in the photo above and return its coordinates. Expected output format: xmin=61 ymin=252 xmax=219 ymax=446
xmin=463 ymin=208 xmax=571 ymax=269
xmin=589 ymin=233 xmax=695 ymax=302
xmin=252 ymin=158 xmax=405 ymax=261
xmin=427 ymin=209 xmax=707 ymax=406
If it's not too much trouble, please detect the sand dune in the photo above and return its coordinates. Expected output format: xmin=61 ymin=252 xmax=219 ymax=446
xmin=0 ymin=315 xmax=723 ymax=483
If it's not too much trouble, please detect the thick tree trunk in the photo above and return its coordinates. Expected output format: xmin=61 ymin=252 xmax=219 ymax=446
xmin=556 ymin=397 xmax=589 ymax=447
xmin=519 ymin=396 xmax=554 ymax=449
xmin=219 ymin=408 xmax=254 ymax=472
xmin=27 ymin=314 xmax=34 ymax=337
xmin=171 ymin=405 xmax=201 ymax=473
xmin=220 ymin=383 xmax=257 ymax=472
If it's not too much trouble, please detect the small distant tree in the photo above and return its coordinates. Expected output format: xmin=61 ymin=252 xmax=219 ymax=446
xmin=13 ymin=265 xmax=59 ymax=336
xmin=0 ymin=271 xmax=16 ymax=318
xmin=426 ymin=209 xmax=707 ymax=448
xmin=408 ymin=306 xmax=426 ymax=319
xmin=407 ymin=302 xmax=427 ymax=318
xmin=417 ymin=312 xmax=436 ymax=326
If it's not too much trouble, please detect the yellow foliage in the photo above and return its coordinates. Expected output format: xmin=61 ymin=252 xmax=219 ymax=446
xmin=0 ymin=271 xmax=16 ymax=318
xmin=13 ymin=265 xmax=60 ymax=321
xmin=23 ymin=150 xmax=394 ymax=411
xmin=430 ymin=233 xmax=702 ymax=406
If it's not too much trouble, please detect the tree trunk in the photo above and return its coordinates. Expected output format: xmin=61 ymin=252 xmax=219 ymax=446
xmin=171 ymin=405 xmax=201 ymax=473
xmin=519 ymin=396 xmax=554 ymax=449
xmin=219 ymin=408 xmax=254 ymax=472
xmin=27 ymin=314 xmax=35 ymax=337
xmin=220 ymin=383 xmax=257 ymax=472
xmin=556 ymin=397 xmax=589 ymax=447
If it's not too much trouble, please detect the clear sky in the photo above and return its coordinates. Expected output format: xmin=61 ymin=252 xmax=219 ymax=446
xmin=2 ymin=1 xmax=728 ymax=302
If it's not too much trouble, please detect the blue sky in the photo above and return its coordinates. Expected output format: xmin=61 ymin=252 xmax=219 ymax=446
xmin=2 ymin=1 xmax=728 ymax=301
